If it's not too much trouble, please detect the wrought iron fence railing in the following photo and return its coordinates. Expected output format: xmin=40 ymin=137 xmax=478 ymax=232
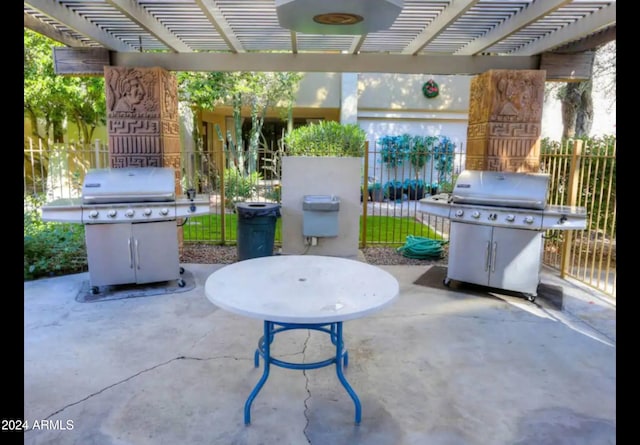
xmin=23 ymin=136 xmax=616 ymax=298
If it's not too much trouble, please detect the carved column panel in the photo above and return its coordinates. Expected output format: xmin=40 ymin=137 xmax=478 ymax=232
xmin=104 ymin=66 xmax=181 ymax=192
xmin=466 ymin=70 xmax=546 ymax=172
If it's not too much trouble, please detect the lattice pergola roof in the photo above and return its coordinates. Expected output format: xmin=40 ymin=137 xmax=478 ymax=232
xmin=24 ymin=0 xmax=616 ymax=74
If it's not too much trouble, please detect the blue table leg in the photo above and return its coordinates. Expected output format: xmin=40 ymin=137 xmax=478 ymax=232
xmin=335 ymin=322 xmax=361 ymax=424
xmin=245 ymin=320 xmax=361 ymax=425
xmin=331 ymin=322 xmax=349 ymax=367
xmin=244 ymin=320 xmax=271 ymax=425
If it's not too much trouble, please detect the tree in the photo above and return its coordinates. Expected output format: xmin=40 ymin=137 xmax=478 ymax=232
xmin=65 ymin=77 xmax=107 ymax=143
xmin=24 ymin=28 xmax=107 ymax=145
xmin=177 ymin=71 xmax=303 ymax=176
xmin=24 ymin=28 xmax=67 ymax=145
xmin=550 ymin=40 xmax=616 ymax=139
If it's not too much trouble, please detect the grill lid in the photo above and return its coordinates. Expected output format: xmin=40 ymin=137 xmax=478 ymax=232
xmin=82 ymin=167 xmax=176 ymax=204
xmin=451 ymin=170 xmax=550 ymax=210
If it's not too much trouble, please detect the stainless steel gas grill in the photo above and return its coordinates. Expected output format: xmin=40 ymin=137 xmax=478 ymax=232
xmin=418 ymin=170 xmax=587 ymax=301
xmin=41 ymin=167 xmax=211 ymax=294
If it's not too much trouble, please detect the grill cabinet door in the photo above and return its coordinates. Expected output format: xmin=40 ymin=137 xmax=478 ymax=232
xmin=131 ymin=221 xmax=180 ymax=285
xmin=85 ymin=224 xmax=137 ymax=287
xmin=488 ymin=227 xmax=542 ymax=295
xmin=447 ymin=222 xmax=493 ymax=287
xmin=447 ymin=222 xmax=543 ymax=296
xmin=85 ymin=221 xmax=180 ymax=288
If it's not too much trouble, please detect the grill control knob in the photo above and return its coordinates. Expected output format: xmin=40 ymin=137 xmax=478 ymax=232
xmin=160 ymin=208 xmax=169 ymax=216
xmin=488 ymin=213 xmax=497 ymax=221
xmin=524 ymin=216 xmax=534 ymax=224
xmin=125 ymin=209 xmax=135 ymax=218
xmin=107 ymin=210 xmax=117 ymax=218
xmin=506 ymin=214 xmax=515 ymax=222
xmin=454 ymin=209 xmax=464 ymax=217
xmin=143 ymin=208 xmax=152 ymax=216
xmin=88 ymin=210 xmax=99 ymax=219
xmin=471 ymin=211 xmax=480 ymax=219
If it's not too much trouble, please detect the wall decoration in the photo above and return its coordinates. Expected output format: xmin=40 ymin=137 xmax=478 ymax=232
xmin=422 ymin=79 xmax=439 ymax=99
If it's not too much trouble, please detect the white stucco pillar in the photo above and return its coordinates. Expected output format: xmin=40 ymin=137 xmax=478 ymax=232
xmin=340 ymin=73 xmax=359 ymax=125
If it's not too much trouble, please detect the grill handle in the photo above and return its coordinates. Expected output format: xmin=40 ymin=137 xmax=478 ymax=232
xmin=128 ymin=238 xmax=134 ymax=269
xmin=491 ymin=242 xmax=497 ymax=273
xmin=484 ymin=241 xmax=491 ymax=272
xmin=134 ymin=239 xmax=140 ymax=270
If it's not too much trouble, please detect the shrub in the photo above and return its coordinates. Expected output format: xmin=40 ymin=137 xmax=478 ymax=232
xmin=223 ymin=168 xmax=262 ymax=209
xmin=264 ymin=183 xmax=281 ymax=202
xmin=433 ymin=135 xmax=456 ymax=187
xmin=378 ymin=134 xmax=410 ymax=169
xmin=24 ymin=194 xmax=87 ymax=280
xmin=408 ymin=135 xmax=437 ymax=178
xmin=283 ymin=121 xmax=366 ymax=157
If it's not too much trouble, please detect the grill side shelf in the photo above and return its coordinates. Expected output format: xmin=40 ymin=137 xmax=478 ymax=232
xmin=41 ymin=199 xmax=83 ymax=223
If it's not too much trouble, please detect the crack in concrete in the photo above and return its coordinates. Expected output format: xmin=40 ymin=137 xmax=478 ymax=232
xmin=25 ymin=354 xmax=247 ymax=433
xmin=189 ymin=328 xmax=215 ymax=349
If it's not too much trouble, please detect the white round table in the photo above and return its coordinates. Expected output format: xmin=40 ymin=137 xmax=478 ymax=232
xmin=204 ymin=254 xmax=399 ymax=425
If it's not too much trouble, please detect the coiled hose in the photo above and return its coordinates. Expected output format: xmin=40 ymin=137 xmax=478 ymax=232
xmin=396 ymin=235 xmax=448 ymax=260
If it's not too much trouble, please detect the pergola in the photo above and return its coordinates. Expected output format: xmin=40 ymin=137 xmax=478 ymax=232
xmin=24 ymin=0 xmax=615 ymax=80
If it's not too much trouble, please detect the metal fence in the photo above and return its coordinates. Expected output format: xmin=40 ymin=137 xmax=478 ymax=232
xmin=24 ymin=136 xmax=616 ymax=298
xmin=24 ymin=138 xmax=110 ymax=201
xmin=539 ymin=137 xmax=616 ymax=297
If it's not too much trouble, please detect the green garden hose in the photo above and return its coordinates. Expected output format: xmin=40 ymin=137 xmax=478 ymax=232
xmin=396 ymin=235 xmax=448 ymax=260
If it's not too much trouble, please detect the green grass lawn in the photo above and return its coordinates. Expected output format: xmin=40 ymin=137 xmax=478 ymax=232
xmin=361 ymin=215 xmax=443 ymax=245
xmin=182 ymin=213 xmax=283 ymax=243
xmin=183 ymin=213 xmax=442 ymax=246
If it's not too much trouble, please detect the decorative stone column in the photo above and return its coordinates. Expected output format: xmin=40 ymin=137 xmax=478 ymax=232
xmin=104 ymin=66 xmax=184 ymax=250
xmin=104 ymin=66 xmax=181 ymax=189
xmin=466 ymin=70 xmax=546 ymax=172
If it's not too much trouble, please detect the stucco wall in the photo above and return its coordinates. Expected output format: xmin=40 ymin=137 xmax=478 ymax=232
xmin=357 ymin=74 xmax=471 ymax=111
xmin=280 ymin=156 xmax=361 ymax=259
xmin=294 ymin=73 xmax=342 ymax=108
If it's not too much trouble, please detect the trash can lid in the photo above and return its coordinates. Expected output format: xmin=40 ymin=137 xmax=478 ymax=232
xmin=236 ymin=202 xmax=281 ymax=218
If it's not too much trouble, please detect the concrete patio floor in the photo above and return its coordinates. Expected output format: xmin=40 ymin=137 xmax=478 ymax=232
xmin=23 ymin=260 xmax=616 ymax=445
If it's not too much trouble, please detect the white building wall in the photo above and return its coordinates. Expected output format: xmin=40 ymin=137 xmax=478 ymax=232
xmin=293 ymin=72 xmax=342 ymax=107
xmin=357 ymin=73 xmax=471 ymax=112
xmin=340 ymin=73 xmax=359 ymax=124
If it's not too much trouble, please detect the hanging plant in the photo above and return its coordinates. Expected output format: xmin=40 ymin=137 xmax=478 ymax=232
xmin=422 ymin=79 xmax=439 ymax=99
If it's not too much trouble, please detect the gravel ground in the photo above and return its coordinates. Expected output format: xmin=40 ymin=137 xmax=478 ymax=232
xmin=180 ymin=243 xmax=449 ymax=267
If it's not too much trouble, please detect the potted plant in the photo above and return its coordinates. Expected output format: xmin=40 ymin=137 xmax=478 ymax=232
xmin=384 ymin=179 xmax=404 ymax=202
xmin=408 ymin=135 xmax=435 ymax=181
xmin=433 ymin=135 xmax=456 ymax=189
xmin=368 ymin=182 xmax=385 ymax=202
xmin=403 ymin=178 xmax=426 ymax=200
xmin=378 ymin=134 xmax=410 ymax=184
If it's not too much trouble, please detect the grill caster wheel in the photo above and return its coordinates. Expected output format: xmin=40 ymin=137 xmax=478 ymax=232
xmin=526 ymin=294 xmax=536 ymax=303
xmin=179 ymin=267 xmax=185 ymax=274
xmin=178 ymin=279 xmax=186 ymax=288
xmin=443 ymin=278 xmax=451 ymax=287
xmin=91 ymin=286 xmax=100 ymax=295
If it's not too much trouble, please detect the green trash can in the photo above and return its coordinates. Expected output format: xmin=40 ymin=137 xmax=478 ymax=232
xmin=236 ymin=202 xmax=281 ymax=261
